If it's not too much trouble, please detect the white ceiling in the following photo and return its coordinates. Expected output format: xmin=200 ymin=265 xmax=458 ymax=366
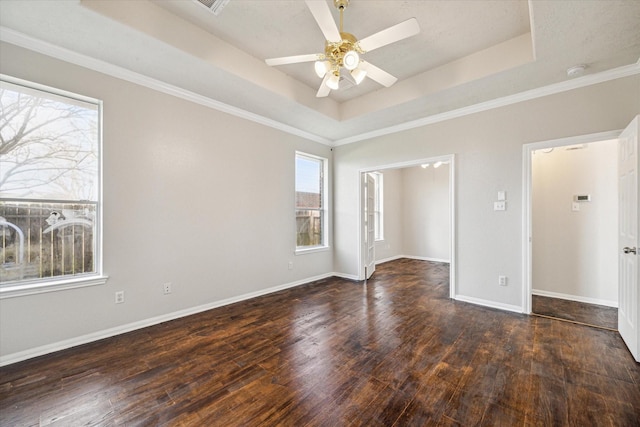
xmin=1 ymin=0 xmax=639 ymax=144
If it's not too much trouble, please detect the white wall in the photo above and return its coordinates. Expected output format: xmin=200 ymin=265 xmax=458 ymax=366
xmin=402 ymin=165 xmax=450 ymax=262
xmin=532 ymin=140 xmax=618 ymax=305
xmin=0 ymin=42 xmax=333 ymax=361
xmin=333 ymin=76 xmax=640 ymax=311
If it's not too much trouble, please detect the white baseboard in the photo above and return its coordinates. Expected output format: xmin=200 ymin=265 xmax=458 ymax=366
xmin=375 ymin=255 xmax=450 ymax=265
xmin=454 ymin=294 xmax=524 ymax=314
xmin=0 ymin=273 xmax=334 ymax=367
xmin=375 ymin=255 xmax=404 ymax=265
xmin=403 ymin=255 xmax=450 ymax=264
xmin=332 ymin=272 xmax=360 ymax=281
xmin=532 ymin=289 xmax=618 ymax=308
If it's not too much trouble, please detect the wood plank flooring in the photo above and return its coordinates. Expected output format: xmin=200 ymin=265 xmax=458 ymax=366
xmin=532 ymin=295 xmax=618 ymax=330
xmin=1 ymin=259 xmax=639 ymax=426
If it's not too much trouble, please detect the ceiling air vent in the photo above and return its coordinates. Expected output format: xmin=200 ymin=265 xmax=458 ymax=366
xmin=194 ymin=0 xmax=231 ymax=16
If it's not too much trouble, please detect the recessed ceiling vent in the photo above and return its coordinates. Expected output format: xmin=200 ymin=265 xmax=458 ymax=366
xmin=193 ymin=0 xmax=231 ymax=16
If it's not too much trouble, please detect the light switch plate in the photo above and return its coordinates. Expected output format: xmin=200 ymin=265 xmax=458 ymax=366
xmin=497 ymin=191 xmax=506 ymax=201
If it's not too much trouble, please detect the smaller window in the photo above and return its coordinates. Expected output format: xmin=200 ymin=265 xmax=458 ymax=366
xmin=372 ymin=172 xmax=384 ymax=241
xmin=295 ymin=152 xmax=328 ymax=251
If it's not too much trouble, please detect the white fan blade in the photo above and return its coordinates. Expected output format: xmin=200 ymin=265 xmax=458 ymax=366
xmin=316 ymin=74 xmax=331 ymax=97
xmin=265 ymin=53 xmax=321 ymax=66
xmin=305 ymin=0 xmax=341 ymax=42
xmin=358 ymin=18 xmax=420 ymax=52
xmin=360 ymin=61 xmax=397 ymax=87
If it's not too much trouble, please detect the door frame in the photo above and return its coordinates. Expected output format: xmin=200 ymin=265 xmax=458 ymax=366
xmin=521 ymin=130 xmax=622 ymax=314
xmin=357 ymin=154 xmax=456 ymax=299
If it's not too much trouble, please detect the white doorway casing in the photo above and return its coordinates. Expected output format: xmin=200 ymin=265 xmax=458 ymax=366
xmin=358 ymin=154 xmax=456 ymax=299
xmin=522 ymin=130 xmax=621 ymax=313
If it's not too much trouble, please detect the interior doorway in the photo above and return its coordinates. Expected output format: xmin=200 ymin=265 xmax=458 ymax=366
xmin=358 ymin=154 xmax=456 ymax=298
xmin=522 ymin=131 xmax=620 ymax=329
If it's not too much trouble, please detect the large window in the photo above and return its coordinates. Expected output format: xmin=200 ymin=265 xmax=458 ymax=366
xmin=0 ymin=77 xmax=103 ymax=294
xmin=295 ymin=152 xmax=327 ymax=251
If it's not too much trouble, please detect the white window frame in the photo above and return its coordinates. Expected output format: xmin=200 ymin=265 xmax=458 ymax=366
xmin=0 ymin=75 xmax=107 ymax=299
xmin=295 ymin=151 xmax=329 ymax=254
xmin=372 ymin=172 xmax=384 ymax=241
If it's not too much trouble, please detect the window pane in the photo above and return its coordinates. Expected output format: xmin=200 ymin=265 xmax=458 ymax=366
xmin=0 ymin=81 xmax=99 ymax=201
xmin=0 ymin=201 xmax=96 ymax=283
xmin=296 ymin=209 xmax=323 ymax=247
xmin=295 ymin=155 xmax=322 ymax=209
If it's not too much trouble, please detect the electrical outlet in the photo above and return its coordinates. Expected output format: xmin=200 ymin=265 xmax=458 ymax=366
xmin=498 ymin=276 xmax=508 ymax=286
xmin=115 ymin=291 xmax=125 ymax=304
xmin=163 ymin=282 xmax=172 ymax=295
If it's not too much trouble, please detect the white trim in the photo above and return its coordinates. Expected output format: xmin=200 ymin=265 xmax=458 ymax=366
xmin=402 ymin=255 xmax=451 ymax=264
xmin=454 ymin=294 xmax=523 ymax=314
xmin=522 ymin=130 xmax=623 ymax=314
xmin=0 ymin=27 xmax=332 ymax=147
xmin=0 ymin=272 xmax=333 ymax=366
xmin=532 ymin=289 xmax=618 ymax=308
xmin=375 ymin=255 xmax=404 ymax=265
xmin=333 ymin=62 xmax=640 ymax=146
xmin=0 ymin=275 xmax=109 ymax=299
xmin=294 ymin=246 xmax=330 ymax=255
xmin=375 ymin=255 xmax=450 ymax=265
xmin=331 ymin=271 xmax=360 ymax=281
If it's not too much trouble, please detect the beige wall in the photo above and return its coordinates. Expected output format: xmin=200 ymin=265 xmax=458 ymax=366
xmin=402 ymin=164 xmax=451 ymax=261
xmin=0 ymin=42 xmax=332 ymax=360
xmin=333 ymin=75 xmax=640 ymax=310
xmin=375 ymin=165 xmax=451 ymax=263
xmin=532 ymin=139 xmax=618 ymax=305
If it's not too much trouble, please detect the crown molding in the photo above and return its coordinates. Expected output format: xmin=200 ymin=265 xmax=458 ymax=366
xmin=2 ymin=26 xmax=638 ymax=148
xmin=0 ymin=27 xmax=333 ymax=146
xmin=333 ymin=59 xmax=640 ymax=146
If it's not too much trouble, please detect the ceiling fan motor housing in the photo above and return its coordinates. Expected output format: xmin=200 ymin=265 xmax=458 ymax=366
xmin=325 ymin=32 xmax=362 ymax=70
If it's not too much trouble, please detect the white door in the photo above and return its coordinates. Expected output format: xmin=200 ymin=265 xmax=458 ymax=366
xmin=618 ymin=115 xmax=639 ymax=362
xmin=365 ymin=173 xmax=376 ymax=279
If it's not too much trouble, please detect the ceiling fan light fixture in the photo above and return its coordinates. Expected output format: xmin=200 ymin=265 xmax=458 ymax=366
xmin=314 ymin=60 xmax=331 ymax=78
xmin=343 ymin=50 xmax=360 ymax=70
xmin=326 ymin=72 xmax=340 ymax=90
xmin=351 ymin=67 xmax=367 ymax=85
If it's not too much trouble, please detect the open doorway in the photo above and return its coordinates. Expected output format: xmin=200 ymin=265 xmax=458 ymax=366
xmin=523 ymin=131 xmax=620 ymax=329
xmin=358 ymin=155 xmax=456 ymax=298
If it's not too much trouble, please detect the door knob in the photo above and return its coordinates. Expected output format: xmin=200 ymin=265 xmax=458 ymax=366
xmin=623 ymin=247 xmax=637 ymax=254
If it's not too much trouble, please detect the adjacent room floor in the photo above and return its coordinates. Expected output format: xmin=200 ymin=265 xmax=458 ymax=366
xmin=1 ymin=259 xmax=638 ymax=425
xmin=532 ymin=294 xmax=618 ymax=330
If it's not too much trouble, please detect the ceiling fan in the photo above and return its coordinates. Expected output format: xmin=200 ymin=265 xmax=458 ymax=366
xmin=265 ymin=0 xmax=420 ymax=97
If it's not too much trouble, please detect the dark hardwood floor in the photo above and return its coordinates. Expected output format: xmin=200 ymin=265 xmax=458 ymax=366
xmin=1 ymin=259 xmax=639 ymax=426
xmin=532 ymin=294 xmax=618 ymax=330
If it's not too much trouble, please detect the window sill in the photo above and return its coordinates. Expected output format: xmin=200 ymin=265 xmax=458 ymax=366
xmin=0 ymin=275 xmax=109 ymax=299
xmin=295 ymin=246 xmax=330 ymax=255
